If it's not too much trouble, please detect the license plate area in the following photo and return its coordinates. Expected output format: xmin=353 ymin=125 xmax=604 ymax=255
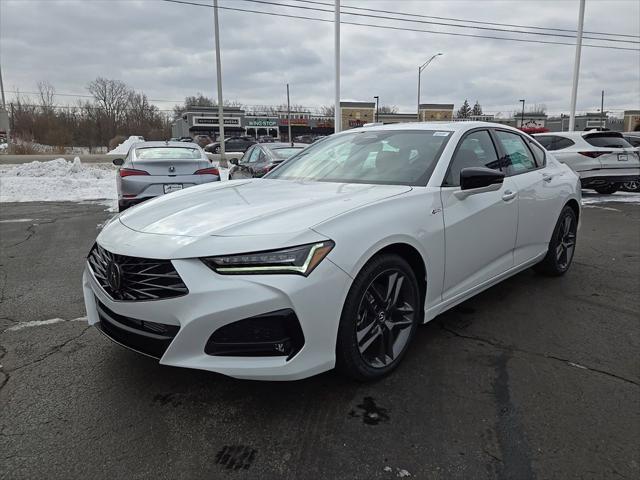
xmin=164 ymin=184 xmax=183 ymax=194
xmin=618 ymin=153 xmax=628 ymax=161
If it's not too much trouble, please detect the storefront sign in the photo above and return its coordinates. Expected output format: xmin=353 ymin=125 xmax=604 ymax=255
xmin=194 ymin=117 xmax=241 ymax=126
xmin=281 ymin=118 xmax=309 ymax=126
xmin=246 ymin=118 xmax=277 ymax=127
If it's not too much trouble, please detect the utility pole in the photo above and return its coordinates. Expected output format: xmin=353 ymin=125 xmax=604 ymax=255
xmin=520 ymin=99 xmax=526 ymax=128
xmin=287 ymin=83 xmax=293 ymax=146
xmin=0 ymin=62 xmax=9 ymax=147
xmin=334 ymin=0 xmax=341 ymax=133
xmin=600 ymin=90 xmax=605 ymax=130
xmin=374 ymin=96 xmax=379 ymax=123
xmin=569 ymin=0 xmax=586 ymax=132
xmin=213 ymin=0 xmax=225 ymax=162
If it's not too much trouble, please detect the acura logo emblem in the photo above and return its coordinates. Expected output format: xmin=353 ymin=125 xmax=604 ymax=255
xmin=169 ymin=165 xmax=175 ymax=172
xmin=106 ymin=261 xmax=122 ymax=292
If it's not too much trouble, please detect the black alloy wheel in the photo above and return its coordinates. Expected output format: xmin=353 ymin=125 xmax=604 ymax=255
xmin=336 ymin=254 xmax=421 ymax=381
xmin=534 ymin=205 xmax=578 ymax=276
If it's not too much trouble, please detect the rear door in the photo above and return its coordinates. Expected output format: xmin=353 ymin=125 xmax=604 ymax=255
xmin=494 ymin=130 xmax=564 ymax=265
xmin=441 ymin=129 xmax=519 ymax=300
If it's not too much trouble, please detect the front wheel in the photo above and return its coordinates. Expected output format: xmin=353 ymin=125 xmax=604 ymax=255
xmin=336 ymin=254 xmax=421 ymax=381
xmin=534 ymin=205 xmax=578 ymax=276
xmin=593 ymin=183 xmax=618 ymax=194
xmin=214 ymin=145 xmax=221 ymax=154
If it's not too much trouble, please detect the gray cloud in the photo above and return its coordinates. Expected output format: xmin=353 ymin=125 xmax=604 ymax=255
xmin=1 ymin=0 xmax=638 ymax=115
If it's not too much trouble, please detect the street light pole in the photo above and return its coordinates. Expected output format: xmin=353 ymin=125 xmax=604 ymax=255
xmin=417 ymin=53 xmax=443 ymax=120
xmin=287 ymin=83 xmax=293 ymax=146
xmin=213 ymin=0 xmax=225 ymax=162
xmin=334 ymin=0 xmax=341 ymax=133
xmin=519 ymin=99 xmax=526 ymax=129
xmin=569 ymin=0 xmax=586 ymax=132
xmin=600 ymin=90 xmax=605 ymax=130
xmin=374 ymin=96 xmax=379 ymax=123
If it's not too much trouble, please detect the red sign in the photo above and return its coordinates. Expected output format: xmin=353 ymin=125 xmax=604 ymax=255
xmin=348 ymin=119 xmax=365 ymax=127
xmin=281 ymin=118 xmax=309 ymax=126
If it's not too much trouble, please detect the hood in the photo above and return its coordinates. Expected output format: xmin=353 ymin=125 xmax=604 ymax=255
xmin=118 ymin=179 xmax=411 ymax=237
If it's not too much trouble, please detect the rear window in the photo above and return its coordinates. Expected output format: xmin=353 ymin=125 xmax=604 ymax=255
xmin=271 ymin=147 xmax=304 ymax=160
xmin=584 ymin=134 xmax=632 ymax=148
xmin=135 ymin=147 xmax=201 ymax=159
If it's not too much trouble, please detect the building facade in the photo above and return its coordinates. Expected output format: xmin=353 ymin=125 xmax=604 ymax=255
xmin=418 ymin=103 xmax=454 ymax=121
xmin=623 ymin=110 xmax=640 ymax=131
xmin=340 ymin=101 xmax=375 ymax=130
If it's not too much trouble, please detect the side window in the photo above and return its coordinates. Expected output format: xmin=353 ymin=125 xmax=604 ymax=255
xmin=554 ymin=138 xmax=575 ymax=150
xmin=444 ymin=130 xmax=500 ymax=186
xmin=246 ymin=147 xmax=262 ymax=163
xmin=528 ymin=141 xmax=546 ymax=167
xmin=241 ymin=146 xmax=254 ymax=162
xmin=494 ymin=130 xmax=537 ymax=175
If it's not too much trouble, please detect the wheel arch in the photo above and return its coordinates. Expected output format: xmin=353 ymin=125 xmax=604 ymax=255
xmin=565 ymin=198 xmax=580 ymax=223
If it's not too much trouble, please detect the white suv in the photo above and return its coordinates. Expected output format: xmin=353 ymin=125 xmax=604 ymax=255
xmin=534 ymin=131 xmax=639 ymax=194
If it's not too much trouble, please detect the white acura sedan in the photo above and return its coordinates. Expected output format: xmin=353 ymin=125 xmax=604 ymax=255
xmin=83 ymin=122 xmax=581 ymax=381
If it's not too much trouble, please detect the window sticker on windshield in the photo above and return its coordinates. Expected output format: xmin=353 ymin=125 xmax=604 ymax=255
xmin=433 ymin=131 xmax=450 ymax=137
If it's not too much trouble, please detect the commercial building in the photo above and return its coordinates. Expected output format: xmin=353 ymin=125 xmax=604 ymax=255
xmin=340 ymin=101 xmax=376 ymax=130
xmin=623 ymin=110 xmax=640 ymax=131
xmin=418 ymin=103 xmax=454 ymax=121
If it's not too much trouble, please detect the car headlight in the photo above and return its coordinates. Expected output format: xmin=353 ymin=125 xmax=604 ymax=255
xmin=201 ymin=241 xmax=334 ymax=276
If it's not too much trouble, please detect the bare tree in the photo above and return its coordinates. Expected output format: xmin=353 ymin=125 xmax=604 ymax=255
xmin=87 ymin=77 xmax=131 ymax=140
xmin=320 ymin=105 xmax=335 ymax=117
xmin=37 ymin=81 xmax=55 ymax=114
xmin=378 ymin=105 xmax=399 ymax=114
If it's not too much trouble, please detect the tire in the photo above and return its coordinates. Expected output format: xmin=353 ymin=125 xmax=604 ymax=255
xmin=593 ymin=183 xmax=618 ymax=194
xmin=336 ymin=254 xmax=421 ymax=381
xmin=534 ymin=205 xmax=578 ymax=276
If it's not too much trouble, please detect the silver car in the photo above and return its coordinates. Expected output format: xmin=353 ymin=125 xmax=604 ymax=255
xmin=112 ymin=141 xmax=220 ymax=211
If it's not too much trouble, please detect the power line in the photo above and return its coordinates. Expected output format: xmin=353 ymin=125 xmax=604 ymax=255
xmin=289 ymin=0 xmax=640 ymax=40
xmin=158 ymin=0 xmax=639 ymax=52
xmin=6 ymin=90 xmax=184 ymax=103
xmin=240 ymin=0 xmax=639 ymax=44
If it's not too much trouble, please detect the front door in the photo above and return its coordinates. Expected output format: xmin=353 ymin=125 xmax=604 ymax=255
xmin=441 ymin=129 xmax=518 ymax=300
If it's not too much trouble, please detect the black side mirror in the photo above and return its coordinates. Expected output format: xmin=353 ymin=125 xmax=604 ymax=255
xmin=230 ymin=158 xmax=239 ymax=165
xmin=112 ymin=158 xmax=124 ymax=166
xmin=460 ymin=167 xmax=504 ymax=191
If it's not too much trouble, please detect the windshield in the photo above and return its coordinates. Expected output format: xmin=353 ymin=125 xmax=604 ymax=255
xmin=265 ymin=130 xmax=451 ymax=185
xmin=271 ymin=147 xmax=304 ymax=160
xmin=135 ymin=147 xmax=201 ymax=160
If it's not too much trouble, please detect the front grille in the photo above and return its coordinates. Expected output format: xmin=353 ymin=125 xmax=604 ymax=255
xmin=96 ymin=299 xmax=179 ymax=359
xmin=87 ymin=243 xmax=188 ymax=301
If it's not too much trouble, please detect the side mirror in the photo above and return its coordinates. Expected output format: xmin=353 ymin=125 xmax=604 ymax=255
xmin=460 ymin=167 xmax=504 ymax=191
xmin=112 ymin=158 xmax=124 ymax=166
xmin=230 ymin=158 xmax=239 ymax=165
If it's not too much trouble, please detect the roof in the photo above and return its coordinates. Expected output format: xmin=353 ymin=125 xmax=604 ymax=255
xmin=345 ymin=121 xmax=520 ymax=133
xmin=340 ymin=101 xmax=375 ymax=108
xmin=131 ymin=141 xmax=204 ymax=149
xmin=262 ymin=142 xmax=307 ymax=149
xmin=419 ymin=103 xmax=455 ymax=110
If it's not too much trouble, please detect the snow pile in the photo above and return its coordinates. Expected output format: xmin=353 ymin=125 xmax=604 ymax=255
xmin=581 ymin=191 xmax=640 ymax=205
xmin=108 ymin=136 xmax=144 ymax=155
xmin=0 ymin=158 xmax=116 ymax=202
xmin=0 ymin=143 xmax=7 ymax=151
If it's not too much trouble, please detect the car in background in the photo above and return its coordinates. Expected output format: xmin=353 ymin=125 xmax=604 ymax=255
xmin=193 ymin=135 xmax=213 ymax=148
xmin=205 ymin=136 xmax=256 ymax=153
xmin=112 ymin=141 xmax=220 ymax=211
xmin=534 ymin=131 xmax=639 ymax=194
xmin=229 ymin=142 xmax=306 ymax=179
xmin=620 ymin=131 xmax=640 ymax=191
xmin=258 ymin=135 xmax=277 ymax=143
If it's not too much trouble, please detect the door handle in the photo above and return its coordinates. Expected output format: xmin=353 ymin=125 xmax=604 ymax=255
xmin=542 ymin=173 xmax=553 ymax=183
xmin=502 ymin=190 xmax=517 ymax=201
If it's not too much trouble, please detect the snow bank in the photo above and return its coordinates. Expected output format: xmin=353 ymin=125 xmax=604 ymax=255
xmin=0 ymin=158 xmax=116 ymax=202
xmin=581 ymin=191 xmax=640 ymax=205
xmin=107 ymin=135 xmax=144 ymax=155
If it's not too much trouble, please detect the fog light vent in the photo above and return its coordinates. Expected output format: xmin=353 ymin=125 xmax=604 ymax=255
xmin=205 ymin=309 xmax=304 ymax=360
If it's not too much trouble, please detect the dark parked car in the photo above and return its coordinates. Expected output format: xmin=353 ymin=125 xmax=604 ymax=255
xmin=229 ymin=143 xmax=306 ymax=179
xmin=205 ymin=136 xmax=256 ymax=153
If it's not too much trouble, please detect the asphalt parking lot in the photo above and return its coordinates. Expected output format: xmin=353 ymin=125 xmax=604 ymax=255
xmin=1 ymin=200 xmax=638 ymax=480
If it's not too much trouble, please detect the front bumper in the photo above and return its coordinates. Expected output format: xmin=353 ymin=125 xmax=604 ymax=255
xmin=83 ymin=253 xmax=352 ymax=381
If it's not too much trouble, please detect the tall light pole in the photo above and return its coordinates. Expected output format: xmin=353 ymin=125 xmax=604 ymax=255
xmin=287 ymin=83 xmax=293 ymax=146
xmin=569 ymin=0 xmax=586 ymax=132
xmin=373 ymin=96 xmax=379 ymax=123
xmin=213 ymin=0 xmax=225 ymax=162
xmin=600 ymin=90 xmax=605 ymax=130
xmin=519 ymin=99 xmax=525 ymax=128
xmin=334 ymin=0 xmax=341 ymax=133
xmin=417 ymin=53 xmax=443 ymax=120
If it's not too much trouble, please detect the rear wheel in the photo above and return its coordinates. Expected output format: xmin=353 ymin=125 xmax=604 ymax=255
xmin=593 ymin=183 xmax=618 ymax=194
xmin=534 ymin=205 xmax=578 ymax=276
xmin=336 ymin=254 xmax=420 ymax=381
xmin=214 ymin=145 xmax=221 ymax=154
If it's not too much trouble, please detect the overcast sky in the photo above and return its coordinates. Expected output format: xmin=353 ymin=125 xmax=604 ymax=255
xmin=1 ymin=0 xmax=639 ymax=116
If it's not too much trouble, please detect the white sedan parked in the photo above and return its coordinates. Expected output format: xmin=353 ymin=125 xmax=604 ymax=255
xmin=83 ymin=122 xmax=581 ymax=381
xmin=534 ymin=131 xmax=639 ymax=194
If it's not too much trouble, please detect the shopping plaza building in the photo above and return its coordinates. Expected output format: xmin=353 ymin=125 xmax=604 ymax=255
xmin=171 ymin=104 xmax=639 ymax=140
